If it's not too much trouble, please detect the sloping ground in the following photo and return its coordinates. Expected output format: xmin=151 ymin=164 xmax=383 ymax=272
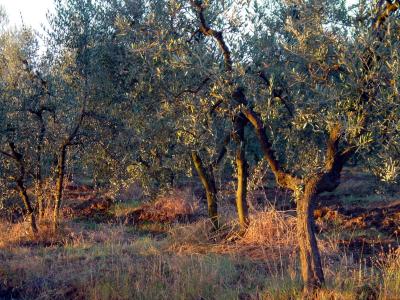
xmin=314 ymin=200 xmax=400 ymax=263
xmin=1 ymin=180 xmax=400 ymax=299
xmin=341 ymin=200 xmax=400 ymax=234
xmin=316 ymin=201 xmax=400 ymax=234
xmin=60 ymin=183 xmax=198 ymax=226
xmin=54 ymin=178 xmax=400 ymax=262
xmin=122 ymin=198 xmax=196 ymax=225
xmin=168 ymin=209 xmax=301 ymax=264
xmin=116 ymin=191 xmax=199 ymax=226
xmin=61 ymin=182 xmax=113 ymax=221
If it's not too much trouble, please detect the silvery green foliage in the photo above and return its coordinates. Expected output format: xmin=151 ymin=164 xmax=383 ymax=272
xmin=234 ymin=0 xmax=399 ymax=181
xmin=1 ymin=0 xmax=399 ymax=208
xmin=44 ymin=0 xmax=195 ymax=195
xmin=0 ymin=27 xmax=45 ymax=204
xmin=108 ymin=0 xmax=399 ymax=188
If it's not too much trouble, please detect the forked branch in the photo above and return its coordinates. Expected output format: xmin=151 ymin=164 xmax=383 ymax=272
xmin=190 ymin=0 xmax=233 ymax=72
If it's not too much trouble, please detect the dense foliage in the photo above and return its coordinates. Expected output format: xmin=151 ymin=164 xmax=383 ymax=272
xmin=1 ymin=0 xmax=399 ymax=295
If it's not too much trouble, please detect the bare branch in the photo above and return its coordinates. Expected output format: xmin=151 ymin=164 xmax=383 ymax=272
xmin=174 ymin=77 xmax=210 ymax=98
xmin=373 ymin=0 xmax=400 ymax=30
xmin=317 ymin=0 xmax=400 ymax=194
xmin=258 ymin=72 xmax=294 ymax=117
xmin=242 ymin=107 xmax=301 ymax=191
xmin=190 ymin=0 xmax=233 ymax=72
xmin=210 ymin=132 xmax=231 ymax=168
xmin=186 ymin=29 xmax=200 ymax=43
xmin=0 ymin=149 xmax=15 ymax=160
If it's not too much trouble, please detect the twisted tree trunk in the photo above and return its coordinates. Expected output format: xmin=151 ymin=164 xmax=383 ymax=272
xmin=190 ymin=1 xmax=400 ymax=296
xmin=8 ymin=143 xmax=38 ymax=234
xmin=52 ymin=103 xmax=85 ymax=231
xmin=234 ymin=113 xmax=249 ymax=229
xmin=243 ymin=106 xmax=325 ymax=294
xmin=235 ymin=143 xmax=248 ymax=228
xmin=53 ymin=144 xmax=67 ymax=230
xmin=191 ymin=151 xmax=219 ymax=229
xmin=36 ymin=115 xmax=46 ymax=220
xmin=17 ymin=181 xmax=38 ymax=235
xmin=297 ymin=178 xmax=324 ymax=296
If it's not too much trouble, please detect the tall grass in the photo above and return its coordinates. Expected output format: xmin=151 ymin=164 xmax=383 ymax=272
xmin=1 ymin=206 xmax=400 ymax=299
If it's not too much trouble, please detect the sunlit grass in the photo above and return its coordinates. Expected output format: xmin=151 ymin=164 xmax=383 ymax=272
xmin=1 ymin=194 xmax=400 ymax=299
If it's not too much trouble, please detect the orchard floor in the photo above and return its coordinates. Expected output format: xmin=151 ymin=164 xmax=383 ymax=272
xmin=1 ymin=172 xmax=400 ymax=300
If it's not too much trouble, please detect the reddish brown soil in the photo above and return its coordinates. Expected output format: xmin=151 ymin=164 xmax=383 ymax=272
xmin=60 ymin=182 xmax=113 ymax=221
xmin=314 ymin=201 xmax=400 ymax=261
xmin=60 ymin=183 xmax=197 ymax=225
xmin=121 ymin=196 xmax=196 ymax=225
xmin=315 ymin=201 xmax=400 ymax=237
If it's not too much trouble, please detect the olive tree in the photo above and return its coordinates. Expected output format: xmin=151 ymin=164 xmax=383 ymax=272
xmin=0 ymin=26 xmax=48 ymax=234
xmin=105 ymin=0 xmax=240 ymax=229
xmin=180 ymin=0 xmax=400 ymax=295
xmin=45 ymin=0 xmax=158 ymax=228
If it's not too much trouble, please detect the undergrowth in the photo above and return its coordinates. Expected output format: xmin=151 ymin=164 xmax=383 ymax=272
xmin=1 ymin=206 xmax=399 ymax=299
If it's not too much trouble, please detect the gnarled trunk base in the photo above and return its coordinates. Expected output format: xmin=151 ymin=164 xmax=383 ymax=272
xmin=234 ymin=113 xmax=249 ymax=229
xmin=17 ymin=185 xmax=38 ymax=235
xmin=297 ymin=179 xmax=324 ymax=297
xmin=53 ymin=145 xmax=67 ymax=231
xmin=191 ymin=151 xmax=219 ymax=229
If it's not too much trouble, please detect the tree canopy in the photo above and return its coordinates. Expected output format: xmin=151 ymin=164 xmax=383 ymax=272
xmin=1 ymin=0 xmax=399 ymax=295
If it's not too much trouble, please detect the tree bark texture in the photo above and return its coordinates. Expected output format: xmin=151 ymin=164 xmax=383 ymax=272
xmin=53 ymin=144 xmax=67 ymax=230
xmin=297 ymin=178 xmax=324 ymax=296
xmin=36 ymin=115 xmax=46 ymax=220
xmin=191 ymin=151 xmax=219 ymax=229
xmin=16 ymin=179 xmax=38 ymax=234
xmin=9 ymin=143 xmax=38 ymax=234
xmin=233 ymin=113 xmax=249 ymax=229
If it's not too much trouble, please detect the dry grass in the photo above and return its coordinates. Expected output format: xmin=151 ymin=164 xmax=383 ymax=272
xmin=375 ymin=247 xmax=400 ymax=299
xmin=1 ymin=219 xmax=261 ymax=300
xmin=150 ymin=189 xmax=198 ymax=218
xmin=1 ymin=200 xmax=400 ymax=299
xmin=168 ymin=207 xmax=336 ymax=262
xmin=0 ymin=220 xmax=68 ymax=248
xmin=116 ymin=189 xmax=199 ymax=224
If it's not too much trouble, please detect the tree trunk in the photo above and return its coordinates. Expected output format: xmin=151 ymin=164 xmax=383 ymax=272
xmin=235 ymin=142 xmax=249 ymax=228
xmin=35 ymin=147 xmax=44 ymax=220
xmin=234 ymin=113 xmax=249 ymax=229
xmin=191 ymin=151 xmax=219 ymax=229
xmin=9 ymin=143 xmax=38 ymax=234
xmin=53 ymin=144 xmax=67 ymax=230
xmin=36 ymin=116 xmax=45 ymax=220
xmin=16 ymin=179 xmax=38 ymax=234
xmin=36 ymin=181 xmax=44 ymax=220
xmin=296 ymin=178 xmax=324 ymax=297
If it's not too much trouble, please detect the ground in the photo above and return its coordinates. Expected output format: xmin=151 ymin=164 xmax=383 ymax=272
xmin=0 ymin=170 xmax=399 ymax=299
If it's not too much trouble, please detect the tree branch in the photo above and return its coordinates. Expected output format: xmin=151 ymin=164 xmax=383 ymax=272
xmin=259 ymin=71 xmax=294 ymax=117
xmin=0 ymin=149 xmax=15 ymax=160
xmin=190 ymin=0 xmax=233 ymax=72
xmin=174 ymin=77 xmax=210 ymax=98
xmin=373 ymin=0 xmax=400 ymax=30
xmin=210 ymin=132 xmax=231 ymax=168
xmin=241 ymin=107 xmax=301 ymax=191
xmin=318 ymin=0 xmax=400 ymax=194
